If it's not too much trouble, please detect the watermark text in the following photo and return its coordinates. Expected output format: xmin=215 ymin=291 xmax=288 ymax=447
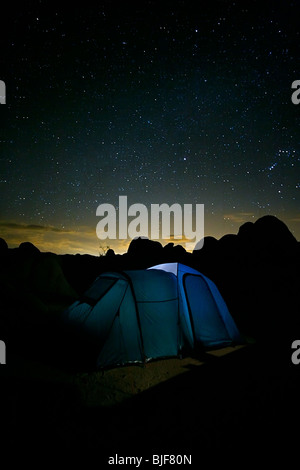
xmin=96 ymin=196 xmax=204 ymax=251
xmin=0 ymin=340 xmax=6 ymax=364
xmin=0 ymin=80 xmax=6 ymax=104
xmin=291 ymin=80 xmax=300 ymax=105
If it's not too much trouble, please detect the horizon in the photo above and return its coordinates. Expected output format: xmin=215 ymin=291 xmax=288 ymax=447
xmin=1 ymin=212 xmax=298 ymax=256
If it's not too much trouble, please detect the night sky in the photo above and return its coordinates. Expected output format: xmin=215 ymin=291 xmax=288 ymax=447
xmin=1 ymin=0 xmax=299 ymax=254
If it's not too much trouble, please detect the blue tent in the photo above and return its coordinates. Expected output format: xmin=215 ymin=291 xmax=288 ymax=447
xmin=148 ymin=263 xmax=241 ymax=349
xmin=63 ymin=263 xmax=241 ymax=368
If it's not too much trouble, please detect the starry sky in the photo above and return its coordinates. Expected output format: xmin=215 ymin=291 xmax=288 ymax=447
xmin=1 ymin=0 xmax=299 ymax=254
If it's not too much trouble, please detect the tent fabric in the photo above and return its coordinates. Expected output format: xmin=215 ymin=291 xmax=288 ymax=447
xmin=63 ymin=269 xmax=181 ymax=368
xmin=63 ymin=263 xmax=241 ymax=369
xmin=148 ymin=263 xmax=241 ymax=349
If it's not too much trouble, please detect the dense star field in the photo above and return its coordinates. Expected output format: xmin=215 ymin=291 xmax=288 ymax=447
xmin=0 ymin=0 xmax=299 ymax=254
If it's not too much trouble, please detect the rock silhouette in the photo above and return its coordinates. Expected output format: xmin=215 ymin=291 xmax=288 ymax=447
xmin=0 ymin=237 xmax=8 ymax=255
xmin=0 ymin=215 xmax=299 ymax=345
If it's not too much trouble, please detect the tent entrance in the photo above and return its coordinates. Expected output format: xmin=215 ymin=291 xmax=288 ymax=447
xmin=183 ymin=274 xmax=230 ymax=347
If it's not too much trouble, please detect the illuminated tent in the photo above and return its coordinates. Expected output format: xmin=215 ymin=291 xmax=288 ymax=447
xmin=63 ymin=269 xmax=181 ymax=368
xmin=148 ymin=263 xmax=241 ymax=350
xmin=63 ymin=264 xmax=241 ymax=368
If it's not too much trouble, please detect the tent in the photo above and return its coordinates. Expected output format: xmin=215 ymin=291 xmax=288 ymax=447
xmin=148 ymin=263 xmax=241 ymax=349
xmin=63 ymin=263 xmax=241 ymax=368
xmin=63 ymin=269 xmax=181 ymax=368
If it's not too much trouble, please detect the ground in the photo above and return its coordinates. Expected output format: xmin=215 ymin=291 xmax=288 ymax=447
xmin=3 ymin=345 xmax=245 ymax=407
xmin=2 ymin=341 xmax=300 ymax=467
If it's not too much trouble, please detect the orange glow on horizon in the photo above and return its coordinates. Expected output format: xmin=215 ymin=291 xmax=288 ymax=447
xmin=1 ymin=212 xmax=299 ymax=256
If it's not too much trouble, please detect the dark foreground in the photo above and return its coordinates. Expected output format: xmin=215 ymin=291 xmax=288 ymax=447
xmin=1 ymin=339 xmax=300 ymax=467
